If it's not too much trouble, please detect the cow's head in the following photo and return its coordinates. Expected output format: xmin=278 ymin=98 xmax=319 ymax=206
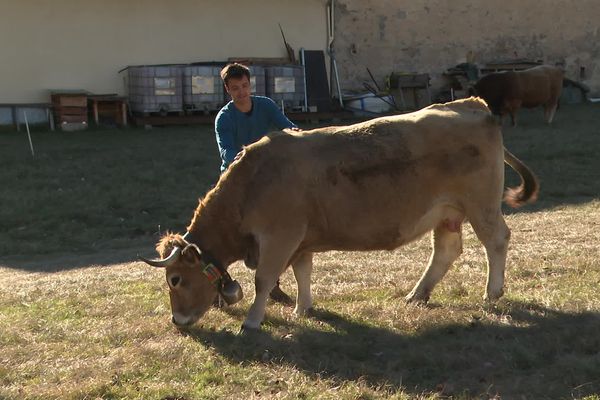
xmin=139 ymin=234 xmax=243 ymax=327
xmin=472 ymin=75 xmax=507 ymax=117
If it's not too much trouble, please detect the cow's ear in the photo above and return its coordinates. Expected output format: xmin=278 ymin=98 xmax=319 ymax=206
xmin=181 ymin=244 xmax=202 ymax=264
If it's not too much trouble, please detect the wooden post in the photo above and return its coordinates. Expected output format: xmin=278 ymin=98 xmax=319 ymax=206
xmin=47 ymin=107 xmax=55 ymax=131
xmin=92 ymin=99 xmax=99 ymax=125
xmin=120 ymin=101 xmax=127 ymax=127
xmin=12 ymin=106 xmax=20 ymax=131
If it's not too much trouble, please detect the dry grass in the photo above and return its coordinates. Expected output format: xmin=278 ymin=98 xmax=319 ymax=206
xmin=1 ymin=104 xmax=600 ymax=399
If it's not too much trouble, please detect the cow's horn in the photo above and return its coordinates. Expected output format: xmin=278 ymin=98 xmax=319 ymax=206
xmin=182 ymin=243 xmax=201 ymax=257
xmin=138 ymin=246 xmax=182 ymax=268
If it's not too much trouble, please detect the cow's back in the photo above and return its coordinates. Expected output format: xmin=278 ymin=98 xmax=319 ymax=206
xmin=234 ymin=98 xmax=504 ymax=252
xmin=516 ymin=65 xmax=564 ymax=107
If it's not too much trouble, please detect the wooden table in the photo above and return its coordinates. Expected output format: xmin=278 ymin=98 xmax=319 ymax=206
xmin=0 ymin=103 xmax=55 ymax=131
xmin=388 ymin=73 xmax=431 ymax=110
xmin=88 ymin=95 xmax=128 ymax=127
xmin=480 ymin=61 xmax=541 ymax=74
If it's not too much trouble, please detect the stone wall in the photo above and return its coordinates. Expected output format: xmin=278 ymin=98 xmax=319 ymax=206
xmin=333 ymin=0 xmax=600 ymax=98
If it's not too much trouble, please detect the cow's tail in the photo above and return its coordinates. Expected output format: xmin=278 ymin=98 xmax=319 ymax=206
xmin=503 ymin=148 xmax=539 ymax=208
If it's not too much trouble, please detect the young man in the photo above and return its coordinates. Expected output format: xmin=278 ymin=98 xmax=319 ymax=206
xmin=214 ymin=63 xmax=298 ymax=303
xmin=215 ymin=62 xmax=299 ymax=172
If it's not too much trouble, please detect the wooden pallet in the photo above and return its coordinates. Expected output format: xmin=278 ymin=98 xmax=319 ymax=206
xmin=133 ymin=110 xmax=355 ymax=127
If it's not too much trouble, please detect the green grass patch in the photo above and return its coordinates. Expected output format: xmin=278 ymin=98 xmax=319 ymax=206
xmin=1 ymin=105 xmax=600 ymax=399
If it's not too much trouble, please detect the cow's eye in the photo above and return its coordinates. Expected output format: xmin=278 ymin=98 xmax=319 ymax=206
xmin=169 ymin=275 xmax=181 ymax=288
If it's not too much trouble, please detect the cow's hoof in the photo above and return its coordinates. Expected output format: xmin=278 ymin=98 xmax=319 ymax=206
xmin=484 ymin=288 xmax=504 ymax=302
xmin=293 ymin=306 xmax=314 ymax=317
xmin=405 ymin=290 xmax=430 ymax=305
xmin=269 ymin=285 xmax=294 ymax=306
xmin=238 ymin=323 xmax=261 ymax=335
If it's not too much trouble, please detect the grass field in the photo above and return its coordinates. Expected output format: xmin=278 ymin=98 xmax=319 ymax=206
xmin=1 ymin=103 xmax=599 ymax=399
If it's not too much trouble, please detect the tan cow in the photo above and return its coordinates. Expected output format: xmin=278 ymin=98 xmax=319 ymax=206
xmin=140 ymin=97 xmax=539 ymax=331
xmin=473 ymin=65 xmax=564 ymax=126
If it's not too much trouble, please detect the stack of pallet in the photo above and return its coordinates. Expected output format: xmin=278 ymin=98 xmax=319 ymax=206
xmin=51 ymin=91 xmax=88 ymax=130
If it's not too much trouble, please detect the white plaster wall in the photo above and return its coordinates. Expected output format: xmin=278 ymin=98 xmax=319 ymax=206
xmin=0 ymin=0 xmax=328 ymax=103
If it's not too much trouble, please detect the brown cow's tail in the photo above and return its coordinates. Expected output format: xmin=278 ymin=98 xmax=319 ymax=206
xmin=503 ymin=148 xmax=540 ymax=208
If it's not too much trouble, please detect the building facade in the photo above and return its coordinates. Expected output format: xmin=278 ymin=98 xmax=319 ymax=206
xmin=333 ymin=0 xmax=600 ymax=97
xmin=1 ymin=0 xmax=598 ymax=111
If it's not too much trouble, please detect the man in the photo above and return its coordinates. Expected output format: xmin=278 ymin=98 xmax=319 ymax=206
xmin=214 ymin=62 xmax=297 ymax=303
xmin=215 ymin=63 xmax=299 ymax=172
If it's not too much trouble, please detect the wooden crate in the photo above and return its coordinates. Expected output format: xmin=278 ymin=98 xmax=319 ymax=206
xmin=52 ymin=94 xmax=87 ymax=107
xmin=51 ymin=92 xmax=88 ymax=126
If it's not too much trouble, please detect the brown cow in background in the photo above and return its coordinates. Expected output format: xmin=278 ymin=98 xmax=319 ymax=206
xmin=473 ymin=65 xmax=564 ymax=126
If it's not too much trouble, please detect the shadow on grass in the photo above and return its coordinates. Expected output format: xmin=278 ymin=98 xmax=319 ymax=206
xmin=0 ymin=242 xmax=154 ymax=272
xmin=1 ymin=104 xmax=598 ymax=271
xmin=184 ymin=301 xmax=600 ymax=399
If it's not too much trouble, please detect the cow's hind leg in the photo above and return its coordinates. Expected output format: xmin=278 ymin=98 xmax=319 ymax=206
xmin=242 ymin=231 xmax=304 ymax=331
xmin=291 ymin=252 xmax=314 ymax=316
xmin=506 ymin=100 xmax=521 ymax=127
xmin=509 ymin=110 xmax=517 ymax=127
xmin=544 ymin=102 xmax=558 ymax=124
xmin=468 ymin=209 xmax=511 ymax=301
xmin=406 ymin=224 xmax=463 ymax=303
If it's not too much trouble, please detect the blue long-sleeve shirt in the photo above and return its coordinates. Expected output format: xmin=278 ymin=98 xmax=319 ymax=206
xmin=215 ymin=96 xmax=297 ymax=172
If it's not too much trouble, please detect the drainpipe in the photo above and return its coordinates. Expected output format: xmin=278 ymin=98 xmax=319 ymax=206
xmin=327 ymin=0 xmax=344 ymax=108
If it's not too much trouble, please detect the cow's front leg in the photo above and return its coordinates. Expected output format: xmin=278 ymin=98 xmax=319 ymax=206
xmin=242 ymin=230 xmax=304 ymax=331
xmin=291 ymin=252 xmax=313 ymax=316
xmin=242 ymin=272 xmax=280 ymax=331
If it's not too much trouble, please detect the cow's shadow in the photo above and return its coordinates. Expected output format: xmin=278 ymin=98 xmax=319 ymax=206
xmin=184 ymin=300 xmax=600 ymax=399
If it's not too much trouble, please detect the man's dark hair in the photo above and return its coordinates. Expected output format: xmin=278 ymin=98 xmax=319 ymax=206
xmin=220 ymin=63 xmax=251 ymax=86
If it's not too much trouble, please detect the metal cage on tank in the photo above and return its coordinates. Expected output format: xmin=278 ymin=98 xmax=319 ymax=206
xmin=124 ymin=65 xmax=184 ymax=114
xmin=265 ymin=65 xmax=306 ymax=111
xmin=223 ymin=65 xmax=267 ymax=103
xmin=249 ymin=65 xmax=267 ymax=97
xmin=182 ymin=63 xmax=226 ymax=113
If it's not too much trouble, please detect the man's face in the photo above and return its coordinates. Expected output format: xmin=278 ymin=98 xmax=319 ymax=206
xmin=225 ymin=76 xmax=251 ymax=104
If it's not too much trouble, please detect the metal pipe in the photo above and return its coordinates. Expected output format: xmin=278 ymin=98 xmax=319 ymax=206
xmin=333 ymin=58 xmax=343 ymax=107
xmin=300 ymin=48 xmax=309 ymax=112
xmin=327 ymin=0 xmax=343 ymax=108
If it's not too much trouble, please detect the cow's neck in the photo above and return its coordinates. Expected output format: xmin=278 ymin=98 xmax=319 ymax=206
xmin=185 ymin=194 xmax=245 ymax=268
